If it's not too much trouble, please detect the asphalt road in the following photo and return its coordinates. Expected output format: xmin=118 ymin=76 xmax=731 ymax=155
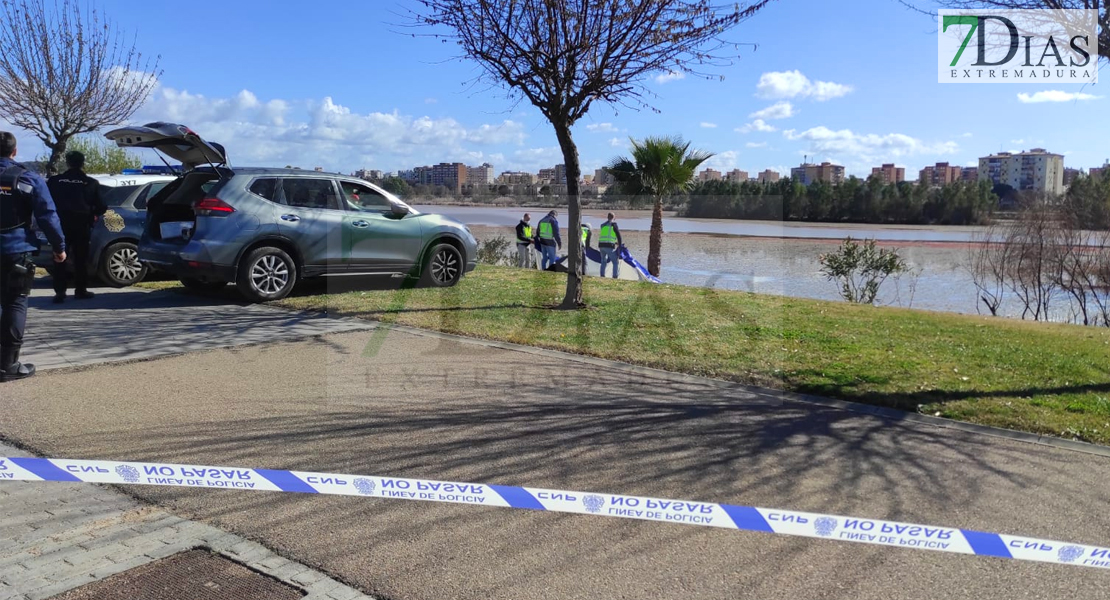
xmin=2 ymin=289 xmax=1109 ymax=599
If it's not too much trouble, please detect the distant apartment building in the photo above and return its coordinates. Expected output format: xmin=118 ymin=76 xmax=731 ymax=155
xmin=1063 ymin=168 xmax=1081 ymax=188
xmin=918 ymin=162 xmax=962 ymax=186
xmin=396 ymin=169 xmax=417 ymax=182
xmin=594 ymin=168 xmax=616 ymax=186
xmin=537 ymin=167 xmax=557 ymax=183
xmin=757 ymin=169 xmax=780 ymax=184
xmin=870 ymin=163 xmax=905 ymax=184
xmin=978 ymin=149 xmax=1065 ymax=195
xmin=791 ymin=162 xmax=845 ymax=185
xmin=961 ymin=167 xmax=979 ymax=182
xmin=554 ymin=164 xmax=567 ymax=185
xmin=422 ymin=162 xmax=466 ymax=193
xmin=497 ymin=171 xmax=536 ymax=185
xmin=1091 ymin=160 xmax=1110 ymax=182
xmin=699 ymin=168 xmax=722 ymax=182
xmin=725 ymin=169 xmax=749 ymax=183
xmin=467 ymin=163 xmax=494 ymax=185
xmin=354 ymin=169 xmax=383 ymax=180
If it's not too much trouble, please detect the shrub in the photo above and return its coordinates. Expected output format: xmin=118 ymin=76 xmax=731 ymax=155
xmin=476 ymin=235 xmax=515 ymax=266
xmin=819 ymin=237 xmax=908 ymax=304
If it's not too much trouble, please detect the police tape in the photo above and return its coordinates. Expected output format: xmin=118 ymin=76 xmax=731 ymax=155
xmin=2 ymin=456 xmax=1107 ymax=570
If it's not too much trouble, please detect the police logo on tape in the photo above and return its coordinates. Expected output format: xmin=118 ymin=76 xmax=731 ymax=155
xmin=1058 ymin=545 xmax=1085 ymax=563
xmin=582 ymin=494 xmax=605 ymax=513
xmin=115 ymin=465 xmax=140 ymax=483
xmin=814 ymin=517 xmax=838 ymax=537
xmin=353 ymin=478 xmax=376 ymax=496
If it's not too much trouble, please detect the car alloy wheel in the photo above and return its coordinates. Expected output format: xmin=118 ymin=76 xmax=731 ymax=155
xmin=250 ymin=254 xmax=291 ymax=296
xmin=430 ymin=247 xmax=460 ymax=285
xmin=109 ymin=246 xmax=142 ymax=282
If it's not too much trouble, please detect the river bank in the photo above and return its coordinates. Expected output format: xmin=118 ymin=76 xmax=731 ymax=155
xmin=468 ymin=225 xmax=994 ymax=317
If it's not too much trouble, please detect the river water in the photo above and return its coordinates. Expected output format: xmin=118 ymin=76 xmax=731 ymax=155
xmin=418 ymin=205 xmax=1095 ymax=322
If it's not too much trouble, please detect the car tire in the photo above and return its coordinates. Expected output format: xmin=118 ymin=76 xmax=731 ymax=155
xmin=420 ymin=243 xmax=463 ymax=288
xmin=236 ymin=246 xmax=297 ymax=302
xmin=99 ymin=241 xmax=149 ymax=287
xmin=180 ymin=277 xmax=228 ymax=292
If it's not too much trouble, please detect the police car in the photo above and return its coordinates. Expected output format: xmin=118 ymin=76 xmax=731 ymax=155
xmin=33 ymin=171 xmax=177 ymax=286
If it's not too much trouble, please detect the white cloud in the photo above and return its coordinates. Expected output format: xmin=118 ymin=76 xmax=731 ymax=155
xmin=609 ymin=137 xmax=625 ymax=148
xmin=746 ymin=142 xmax=768 ymax=148
xmin=748 ymin=102 xmax=795 ymax=120
xmin=510 ymin=146 xmax=564 ymax=171
xmin=756 ymin=70 xmax=852 ymax=101
xmin=425 ymin=98 xmax=438 ymax=104
xmin=125 ymin=84 xmax=532 ymax=172
xmin=961 ymin=132 xmax=973 ymax=138
xmin=700 ymin=122 xmax=718 ymax=129
xmin=703 ymin=150 xmax=740 ymax=171
xmin=736 ymin=119 xmax=777 ymax=134
xmin=586 ymin=122 xmax=618 ymax=132
xmin=782 ymin=126 xmax=959 ymax=167
xmin=655 ymin=71 xmax=686 ymax=84
xmin=1011 ymin=139 xmax=1025 ymax=145
xmin=1017 ymin=90 xmax=1101 ymax=103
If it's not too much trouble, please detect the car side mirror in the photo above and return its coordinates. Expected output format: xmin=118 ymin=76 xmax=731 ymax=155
xmin=390 ymin=203 xmax=409 ymax=218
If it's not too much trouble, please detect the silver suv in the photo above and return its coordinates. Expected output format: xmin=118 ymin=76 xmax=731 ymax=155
xmin=108 ymin=123 xmax=477 ymax=302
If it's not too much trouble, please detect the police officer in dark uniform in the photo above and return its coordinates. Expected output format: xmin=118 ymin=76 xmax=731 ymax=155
xmin=0 ymin=131 xmax=66 ymax=381
xmin=47 ymin=151 xmax=105 ymax=302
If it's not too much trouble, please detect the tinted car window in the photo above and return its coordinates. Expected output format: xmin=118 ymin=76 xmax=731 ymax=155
xmin=249 ymin=178 xmax=280 ymax=202
xmin=282 ymin=178 xmax=339 ymax=210
xmin=340 ymin=181 xmax=392 ymax=210
xmin=102 ymin=185 xmax=140 ymax=207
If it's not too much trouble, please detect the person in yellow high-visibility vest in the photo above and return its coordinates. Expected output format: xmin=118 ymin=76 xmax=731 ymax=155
xmin=598 ymin=212 xmax=623 ymax=279
xmin=514 ymin=213 xmax=535 ymax=268
xmin=536 ymin=210 xmax=561 ymax=270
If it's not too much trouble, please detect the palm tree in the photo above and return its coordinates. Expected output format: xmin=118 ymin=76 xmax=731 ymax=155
xmin=606 ymin=136 xmax=712 ymax=277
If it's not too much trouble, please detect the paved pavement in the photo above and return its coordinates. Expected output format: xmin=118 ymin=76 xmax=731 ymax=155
xmin=2 ymin=282 xmax=1109 ymax=599
xmin=22 ymin=282 xmax=371 ymax=371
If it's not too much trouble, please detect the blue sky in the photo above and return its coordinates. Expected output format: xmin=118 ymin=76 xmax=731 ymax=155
xmin=6 ymin=0 xmax=1107 ymax=178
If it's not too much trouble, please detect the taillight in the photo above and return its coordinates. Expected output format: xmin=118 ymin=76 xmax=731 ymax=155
xmin=195 ymin=197 xmax=235 ymax=216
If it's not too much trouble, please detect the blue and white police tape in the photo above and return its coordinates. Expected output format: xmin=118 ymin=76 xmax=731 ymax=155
xmin=2 ymin=456 xmax=1107 ymax=570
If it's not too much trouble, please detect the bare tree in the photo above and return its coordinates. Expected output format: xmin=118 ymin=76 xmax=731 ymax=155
xmin=412 ymin=0 xmax=773 ymax=308
xmin=966 ymin=225 xmax=1010 ymax=316
xmin=0 ymin=0 xmax=160 ymax=174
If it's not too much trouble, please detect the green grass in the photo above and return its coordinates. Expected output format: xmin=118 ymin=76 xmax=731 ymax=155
xmin=138 ymin=267 xmax=1110 ymax=444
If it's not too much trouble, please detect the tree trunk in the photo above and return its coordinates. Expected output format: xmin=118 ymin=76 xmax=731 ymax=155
xmin=647 ymin=195 xmax=664 ymax=277
xmin=553 ymin=121 xmax=584 ymax=309
xmin=45 ymin=137 xmax=70 ymax=176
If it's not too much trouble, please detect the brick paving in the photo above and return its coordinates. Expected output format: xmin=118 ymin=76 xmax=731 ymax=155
xmin=0 ymin=442 xmax=373 ymax=600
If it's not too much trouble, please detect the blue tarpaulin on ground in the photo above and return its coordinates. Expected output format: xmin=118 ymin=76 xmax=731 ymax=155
xmin=553 ymin=247 xmax=661 ymax=283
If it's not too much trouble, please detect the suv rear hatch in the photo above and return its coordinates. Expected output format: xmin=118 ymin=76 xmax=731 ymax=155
xmin=143 ymin=169 xmax=233 ymax=244
xmin=105 ymin=123 xmax=234 ymax=244
xmin=105 ymin=122 xmax=228 ymax=171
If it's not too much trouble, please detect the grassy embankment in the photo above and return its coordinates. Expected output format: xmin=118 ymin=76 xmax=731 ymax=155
xmin=139 ymin=267 xmax=1110 ymax=444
